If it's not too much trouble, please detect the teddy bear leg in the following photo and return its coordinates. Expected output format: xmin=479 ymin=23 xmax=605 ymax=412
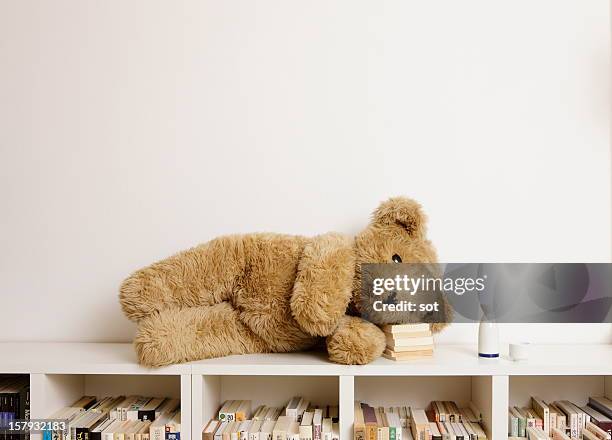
xmin=120 ymin=240 xmax=237 ymax=323
xmin=326 ymin=316 xmax=386 ymax=365
xmin=135 ymin=302 xmax=270 ymax=367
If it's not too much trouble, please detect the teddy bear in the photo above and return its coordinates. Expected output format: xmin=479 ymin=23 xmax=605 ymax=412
xmin=119 ymin=196 xmax=448 ymax=367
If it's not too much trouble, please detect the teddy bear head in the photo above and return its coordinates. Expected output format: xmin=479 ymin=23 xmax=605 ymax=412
xmin=354 ymin=196 xmax=437 ymax=267
xmin=351 ymin=197 xmax=451 ymax=332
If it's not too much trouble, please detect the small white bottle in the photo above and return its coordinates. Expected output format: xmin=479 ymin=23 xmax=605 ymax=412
xmin=478 ymin=316 xmax=499 ymax=358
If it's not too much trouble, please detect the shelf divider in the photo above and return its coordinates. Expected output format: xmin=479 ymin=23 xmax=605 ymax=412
xmin=181 ymin=374 xmax=192 ymax=440
xmin=339 ymin=375 xmax=354 ymax=440
xmin=491 ymin=375 xmax=509 ymax=440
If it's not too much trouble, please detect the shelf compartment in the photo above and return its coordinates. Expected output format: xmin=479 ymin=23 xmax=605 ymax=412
xmin=509 ymin=374 xmax=612 ymax=411
xmin=30 ymin=373 xmax=191 ymax=440
xmin=193 ymin=375 xmax=340 ymax=439
xmin=508 ymin=375 xmax=612 ymax=440
xmin=354 ymin=375 xmax=496 ymax=439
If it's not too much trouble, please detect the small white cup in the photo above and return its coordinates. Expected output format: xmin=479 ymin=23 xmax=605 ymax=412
xmin=509 ymin=343 xmax=530 ymax=361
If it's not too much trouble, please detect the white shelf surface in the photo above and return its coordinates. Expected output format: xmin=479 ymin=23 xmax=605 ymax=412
xmin=189 ymin=344 xmax=612 ymax=376
xmin=1 ymin=343 xmax=611 ymax=375
xmin=0 ymin=342 xmax=190 ymax=374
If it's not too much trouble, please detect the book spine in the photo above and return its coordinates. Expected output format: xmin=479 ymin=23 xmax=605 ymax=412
xmin=365 ymin=426 xmax=376 ymax=440
xmin=151 ymin=425 xmax=166 ymax=440
xmin=550 ymin=413 xmax=557 ymax=433
xmin=299 ymin=426 xmax=312 ymax=440
xmin=572 ymin=412 xmax=580 ymax=439
xmin=127 ymin=411 xmax=139 ymax=421
xmin=75 ymin=428 xmax=88 ymax=440
xmin=139 ymin=411 xmax=156 ymax=422
xmin=592 ymin=420 xmax=612 ymax=436
xmin=507 ymin=413 xmax=518 ymax=437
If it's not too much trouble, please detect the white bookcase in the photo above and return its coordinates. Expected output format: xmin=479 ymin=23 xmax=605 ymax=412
xmin=1 ymin=343 xmax=612 ymax=440
xmin=0 ymin=343 xmax=191 ymax=440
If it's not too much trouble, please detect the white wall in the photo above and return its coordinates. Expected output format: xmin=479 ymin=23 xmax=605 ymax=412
xmin=0 ymin=0 xmax=610 ymax=344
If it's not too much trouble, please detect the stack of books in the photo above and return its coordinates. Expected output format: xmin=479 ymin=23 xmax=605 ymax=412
xmin=508 ymin=395 xmax=612 ymax=439
xmin=202 ymin=398 xmax=339 ymax=440
xmin=380 ymin=324 xmax=434 ymax=361
xmin=43 ymin=395 xmax=181 ymax=440
xmin=355 ymin=400 xmax=487 ymax=440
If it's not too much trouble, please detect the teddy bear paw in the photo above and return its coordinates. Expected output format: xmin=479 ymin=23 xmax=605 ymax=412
xmin=134 ymin=309 xmax=198 ymax=367
xmin=119 ymin=270 xmax=174 ymax=323
xmin=326 ymin=316 xmax=386 ymax=365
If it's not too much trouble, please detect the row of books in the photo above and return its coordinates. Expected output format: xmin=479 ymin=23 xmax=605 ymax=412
xmin=355 ymin=401 xmax=487 ymax=440
xmin=0 ymin=376 xmax=30 ymax=440
xmin=508 ymin=396 xmax=612 ymax=439
xmin=44 ymin=395 xmax=181 ymax=440
xmin=382 ymin=324 xmax=434 ymax=362
xmin=202 ymin=399 xmax=339 ymax=440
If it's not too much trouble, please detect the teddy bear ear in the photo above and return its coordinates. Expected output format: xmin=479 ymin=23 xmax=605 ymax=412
xmin=371 ymin=196 xmax=427 ymax=238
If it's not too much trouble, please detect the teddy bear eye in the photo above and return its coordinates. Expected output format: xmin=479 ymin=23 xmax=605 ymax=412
xmin=392 ymin=254 xmax=402 ymax=263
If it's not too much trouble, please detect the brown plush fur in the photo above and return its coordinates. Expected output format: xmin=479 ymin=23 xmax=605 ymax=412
xmin=119 ymin=197 xmax=448 ymax=367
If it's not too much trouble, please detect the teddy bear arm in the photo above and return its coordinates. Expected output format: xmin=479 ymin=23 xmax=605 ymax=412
xmin=290 ymin=233 xmax=355 ymax=337
xmin=326 ymin=315 xmax=386 ymax=364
